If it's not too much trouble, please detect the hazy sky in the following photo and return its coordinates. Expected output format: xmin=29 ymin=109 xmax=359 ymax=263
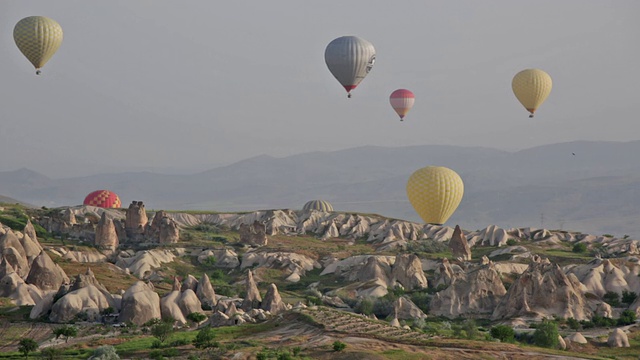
xmin=0 ymin=1 xmax=638 ymax=178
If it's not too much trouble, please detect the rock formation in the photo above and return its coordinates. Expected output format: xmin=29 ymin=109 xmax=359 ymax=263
xmin=49 ymin=285 xmax=113 ymax=323
xmin=95 ymin=212 xmax=119 ymax=251
xmin=181 ymin=275 xmax=198 ymax=292
xmin=357 ymin=256 xmax=390 ymax=285
xmin=393 ymin=296 xmax=427 ymax=320
xmin=197 ymin=248 xmax=239 ymax=269
xmin=260 ymin=283 xmax=287 ymax=314
xmin=607 ymin=328 xmax=630 ymax=347
xmin=241 ymin=270 xmax=261 ymax=311
xmin=0 ymin=272 xmax=42 ymax=305
xmin=492 ymin=256 xmax=591 ymax=320
xmin=430 ymin=260 xmax=506 ymax=317
xmin=158 ymin=216 xmax=179 ymax=244
xmin=239 ymin=221 xmax=267 ymax=246
xmin=565 ymin=332 xmax=588 ymax=344
xmin=449 ymin=225 xmax=472 ymax=261
xmin=125 ymin=201 xmax=148 ymax=237
xmin=390 ymin=253 xmax=428 ymax=290
xmin=196 ymin=273 xmax=216 ymax=308
xmin=26 ymin=250 xmax=69 ymax=291
xmin=119 ymin=281 xmax=161 ymax=326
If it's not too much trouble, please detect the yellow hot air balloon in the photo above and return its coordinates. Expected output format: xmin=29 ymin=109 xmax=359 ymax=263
xmin=406 ymin=166 xmax=464 ymax=225
xmin=512 ymin=69 xmax=552 ymax=118
xmin=13 ymin=16 xmax=63 ymax=75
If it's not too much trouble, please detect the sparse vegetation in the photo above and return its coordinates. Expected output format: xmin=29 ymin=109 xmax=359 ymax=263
xmin=18 ymin=338 xmax=38 ymax=359
xmin=332 ymin=341 xmax=346 ymax=352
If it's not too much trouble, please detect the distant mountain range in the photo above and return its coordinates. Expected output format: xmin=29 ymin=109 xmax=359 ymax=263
xmin=2 ymin=140 xmax=640 ymax=237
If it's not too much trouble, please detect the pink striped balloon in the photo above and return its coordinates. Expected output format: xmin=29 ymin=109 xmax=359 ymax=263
xmin=389 ymin=89 xmax=415 ymax=121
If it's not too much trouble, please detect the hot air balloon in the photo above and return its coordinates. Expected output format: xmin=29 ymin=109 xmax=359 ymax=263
xmin=83 ymin=190 xmax=122 ymax=208
xmin=389 ymin=89 xmax=415 ymax=121
xmin=303 ymin=200 xmax=334 ymax=212
xmin=406 ymin=166 xmax=464 ymax=225
xmin=13 ymin=16 xmax=63 ymax=75
xmin=512 ymin=69 xmax=552 ymax=118
xmin=324 ymin=36 xmax=376 ymax=98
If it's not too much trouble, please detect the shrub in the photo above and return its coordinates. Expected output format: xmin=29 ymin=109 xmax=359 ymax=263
xmin=506 ymin=239 xmax=517 ymax=246
xmin=151 ymin=321 xmax=174 ymax=343
xmin=622 ymin=290 xmax=637 ymax=305
xmin=566 ymin=317 xmax=580 ymax=331
xmin=617 ymin=310 xmax=637 ymax=326
xmin=532 ymin=320 xmax=559 ymax=348
xmin=89 ymin=345 xmax=120 ymax=360
xmin=40 ymin=347 xmax=63 ymax=360
xmin=463 ymin=319 xmax=478 ymax=339
xmin=603 ymin=291 xmax=620 ymax=307
xmin=490 ymin=325 xmax=515 ymax=342
xmin=355 ymin=299 xmax=373 ymax=315
xmin=186 ymin=312 xmax=207 ymax=324
xmin=332 ymin=341 xmax=347 ymax=352
xmin=572 ymin=243 xmax=587 ymax=253
xmin=193 ymin=327 xmax=218 ymax=349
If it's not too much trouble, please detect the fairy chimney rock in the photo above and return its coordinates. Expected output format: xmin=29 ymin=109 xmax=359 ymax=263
xmin=159 ymin=216 xmax=180 ymax=244
xmin=261 ymin=283 xmax=287 ymax=314
xmin=95 ymin=212 xmax=119 ymax=251
xmin=449 ymin=225 xmax=472 ymax=261
xmin=125 ymin=201 xmax=148 ymax=236
xmin=241 ymin=270 xmax=262 ymax=310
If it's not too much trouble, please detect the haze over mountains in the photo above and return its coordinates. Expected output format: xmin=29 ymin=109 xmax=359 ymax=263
xmin=1 ymin=140 xmax=640 ymax=237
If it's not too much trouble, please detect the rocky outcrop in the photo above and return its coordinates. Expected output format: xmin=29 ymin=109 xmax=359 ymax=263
xmin=430 ymin=260 xmax=506 ymax=317
xmin=607 ymin=328 xmax=630 ymax=347
xmin=119 ymin=281 xmax=161 ymax=326
xmin=95 ymin=212 xmax=119 ymax=251
xmin=241 ymin=251 xmax=320 ymax=281
xmin=241 ymin=270 xmax=261 ymax=311
xmin=1 ymin=246 xmax=30 ymax=279
xmin=49 ymin=285 xmax=113 ymax=323
xmin=449 ymin=225 xmax=471 ymax=261
xmin=115 ymin=249 xmax=177 ymax=279
xmin=26 ymin=251 xmax=69 ymax=291
xmin=565 ymin=259 xmax=638 ymax=298
xmin=492 ymin=256 xmax=590 ymax=321
xmin=239 ymin=221 xmax=267 ymax=246
xmin=197 ymin=248 xmax=239 ymax=269
xmin=390 ymin=253 xmax=428 ymax=290
xmin=357 ymin=256 xmax=390 ymax=285
xmin=394 ymin=297 xmax=427 ymax=320
xmin=181 ymin=275 xmax=198 ymax=292
xmin=160 ymin=289 xmax=187 ymax=325
xmin=260 ymin=283 xmax=287 ymax=314
xmin=0 ymin=272 xmax=42 ymax=305
xmin=125 ymin=201 xmax=148 ymax=237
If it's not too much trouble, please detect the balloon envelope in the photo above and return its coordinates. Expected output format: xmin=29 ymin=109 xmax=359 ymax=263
xmin=512 ymin=69 xmax=552 ymax=117
xmin=83 ymin=190 xmax=122 ymax=208
xmin=13 ymin=16 xmax=63 ymax=74
xmin=389 ymin=89 xmax=415 ymax=120
xmin=406 ymin=166 xmax=464 ymax=225
xmin=324 ymin=36 xmax=376 ymax=97
xmin=303 ymin=200 xmax=334 ymax=212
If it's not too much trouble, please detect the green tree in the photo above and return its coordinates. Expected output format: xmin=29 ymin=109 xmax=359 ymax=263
xmin=151 ymin=321 xmax=174 ymax=344
xmin=532 ymin=320 xmax=559 ymax=348
xmin=572 ymin=243 xmax=587 ymax=253
xmin=490 ymin=325 xmax=515 ymax=342
xmin=603 ymin=291 xmax=620 ymax=307
xmin=192 ymin=327 xmax=218 ymax=349
xmin=53 ymin=325 xmax=78 ymax=343
xmin=332 ymin=341 xmax=346 ymax=352
xmin=18 ymin=338 xmax=38 ymax=359
xmin=356 ymin=299 xmax=373 ymax=315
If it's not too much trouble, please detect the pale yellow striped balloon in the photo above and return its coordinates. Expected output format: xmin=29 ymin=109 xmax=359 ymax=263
xmin=512 ymin=69 xmax=552 ymax=118
xmin=14 ymin=16 xmax=63 ymax=74
xmin=406 ymin=166 xmax=464 ymax=225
